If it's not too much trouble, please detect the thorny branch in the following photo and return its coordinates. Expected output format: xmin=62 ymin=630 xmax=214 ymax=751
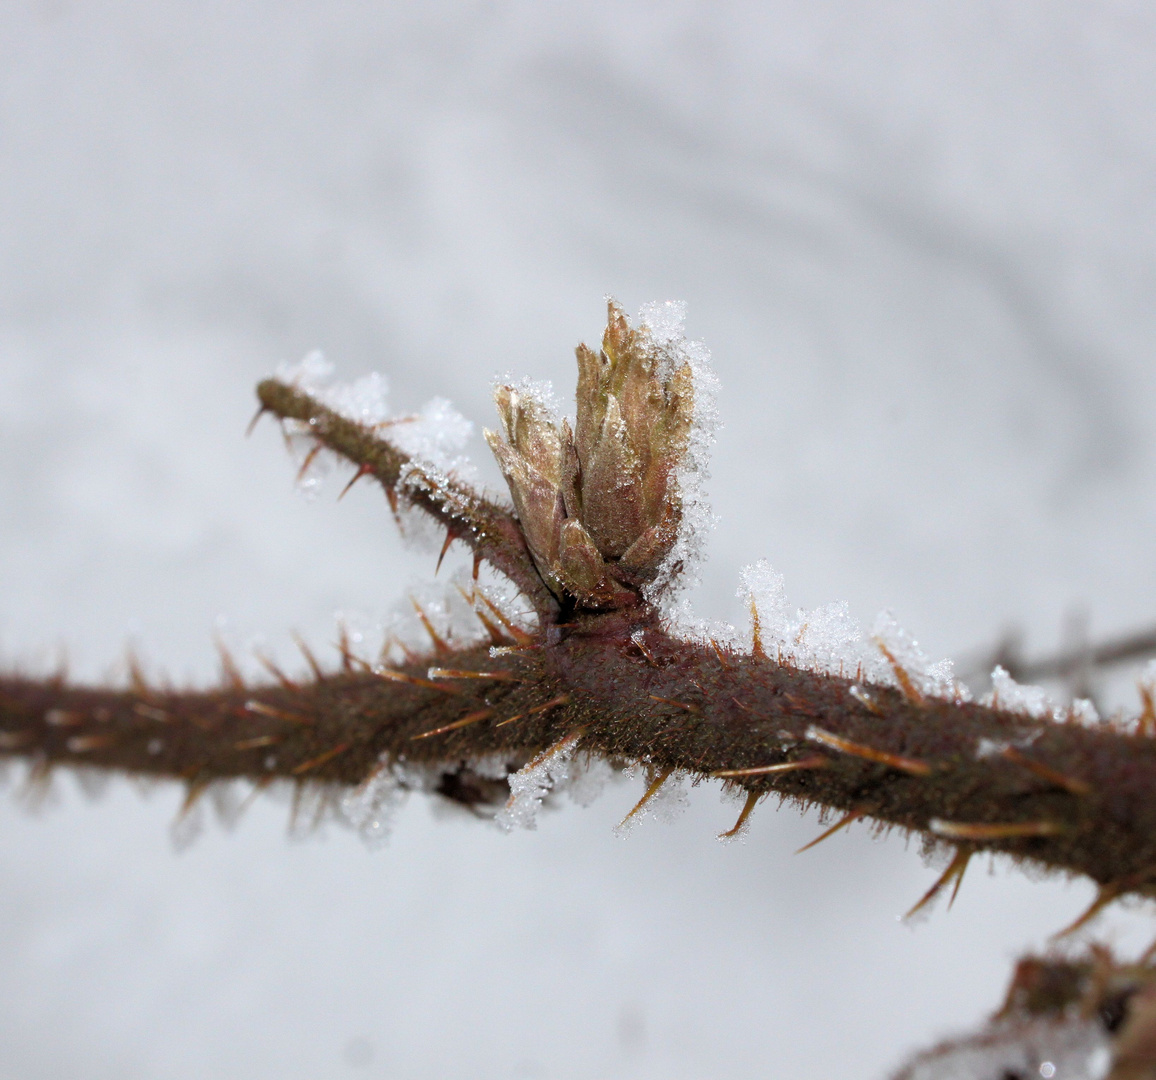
xmin=7 ymin=299 xmax=1156 ymax=1078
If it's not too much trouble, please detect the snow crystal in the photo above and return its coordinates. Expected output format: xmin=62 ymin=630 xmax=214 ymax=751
xmin=637 ymin=301 xmax=719 ymax=606
xmin=276 ymin=349 xmax=334 ymax=390
xmin=982 ymin=665 xmax=1055 ymax=720
xmin=338 ymin=758 xmax=407 ymax=847
xmin=565 ymin=753 xmax=615 ymax=808
xmin=1068 ymin=697 xmax=1101 ymax=727
xmin=390 ymin=396 xmax=474 ymax=476
xmin=732 ymin=561 xmax=965 ymax=699
xmin=495 ymin=733 xmax=581 ymax=831
xmin=322 ymin=371 xmax=391 ymax=426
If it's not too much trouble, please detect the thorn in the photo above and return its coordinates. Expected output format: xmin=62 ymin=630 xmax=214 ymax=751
xmin=1140 ymin=682 xmax=1156 ymax=737
xmin=295 ymin=442 xmax=323 ymax=484
xmin=291 ymin=742 xmax=351 ymax=776
xmin=237 ymin=775 xmax=275 ymax=815
xmin=291 ymin=632 xmax=325 ymax=681
xmin=436 ymin=528 xmax=457 ymax=575
xmin=412 ymin=709 xmax=495 ymax=740
xmin=849 ymin=685 xmax=884 ymax=716
xmin=335 ymin=621 xmax=356 ymax=673
xmin=234 ymin=735 xmax=281 ymax=750
xmin=750 ymin=599 xmax=766 ymax=659
xmin=175 ymin=777 xmax=210 ymax=827
xmin=243 ymin=699 xmax=313 ymax=725
xmin=427 ymin=668 xmax=520 ymax=682
xmin=0 ymin=730 xmax=34 ymax=749
xmin=795 ymin=809 xmax=867 ymax=854
xmin=529 ymin=694 xmax=569 ymax=715
xmin=473 ymin=589 xmax=534 ymax=647
xmin=410 ymin=598 xmax=452 ymax=658
xmin=45 ymin=709 xmax=85 ymax=727
xmin=338 ymin=463 xmax=374 ymax=501
xmin=495 ymin=693 xmax=570 ymax=728
xmin=730 ymin=697 xmax=752 ymax=713
xmin=928 ymin=818 xmax=1065 ymax=841
xmin=371 ymin=668 xmax=461 ymax=694
xmin=875 ymin=640 xmax=925 ymax=705
xmin=246 ymin=404 xmax=268 ymax=437
xmin=1052 ymin=881 xmax=1126 ymax=940
xmin=631 ymin=631 xmax=658 ymax=665
xmin=384 ymin=486 xmax=401 ymax=527
xmin=805 ymin=725 xmax=933 ymax=776
xmin=126 ymin=649 xmax=149 ymax=697
xmin=67 ymin=733 xmax=116 ymax=753
xmin=1000 ymin=746 xmax=1092 ymax=796
xmin=905 ymin=847 xmax=973 ymax=920
xmin=473 ymin=550 xmax=482 ymax=581
xmin=618 ymin=766 xmax=675 ymax=829
xmin=711 ymin=755 xmax=829 ymax=778
xmin=214 ymin=637 xmax=246 ymax=692
xmin=133 ymin=703 xmax=169 ymax=723
xmin=254 ymin=651 xmax=298 ymax=691
xmin=718 ymin=790 xmax=761 ymax=840
xmin=709 ymin=638 xmax=733 ymax=671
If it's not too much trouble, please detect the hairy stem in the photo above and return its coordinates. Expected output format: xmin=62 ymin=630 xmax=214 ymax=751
xmin=5 ymin=618 xmax=1156 ymax=899
xmin=255 ymin=378 xmax=557 ymax=617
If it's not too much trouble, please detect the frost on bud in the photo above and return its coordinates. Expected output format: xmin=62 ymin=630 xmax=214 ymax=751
xmin=485 ymin=301 xmax=697 ymax=610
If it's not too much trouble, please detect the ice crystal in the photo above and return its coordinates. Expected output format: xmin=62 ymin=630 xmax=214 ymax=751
xmin=982 ymin=666 xmax=1055 ymax=720
xmin=338 ymin=758 xmax=407 ymax=847
xmin=614 ymin=766 xmax=689 ymax=836
xmin=495 ymin=733 xmax=582 ymax=832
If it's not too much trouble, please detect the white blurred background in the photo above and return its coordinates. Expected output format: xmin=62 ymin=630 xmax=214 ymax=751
xmin=3 ymin=3 xmax=1156 ymax=1077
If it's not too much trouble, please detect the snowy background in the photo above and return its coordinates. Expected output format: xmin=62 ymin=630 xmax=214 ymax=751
xmin=3 ymin=3 xmax=1156 ymax=1078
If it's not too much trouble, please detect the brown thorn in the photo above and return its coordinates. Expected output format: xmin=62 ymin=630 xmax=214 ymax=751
xmin=848 ymin=685 xmax=884 ymax=716
xmin=295 ymin=442 xmax=323 ymax=484
xmin=904 ymin=846 xmax=973 ymax=920
xmin=338 ymin=463 xmax=374 ymax=501
xmin=410 ymin=597 xmax=452 ymax=658
xmin=175 ymin=777 xmax=211 ymax=827
xmin=126 ymin=649 xmax=149 ymax=697
xmin=214 ymin=637 xmax=246 ymax=692
xmin=473 ymin=550 xmax=482 ymax=581
xmin=427 ymin=668 xmax=520 ymax=682
xmin=133 ymin=703 xmax=169 ymax=723
xmin=242 ymin=699 xmax=313 ymax=725
xmin=384 ymin=486 xmax=401 ymax=526
xmin=618 ymin=766 xmax=675 ymax=829
xmin=436 ymin=528 xmax=457 ymax=575
xmin=1000 ymin=745 xmax=1092 ymax=797
xmin=291 ymin=631 xmax=325 ymax=681
xmin=711 ymin=755 xmax=829 ymax=779
xmin=649 ymin=695 xmax=701 ymax=715
xmin=875 ymin=640 xmax=925 ymax=705
xmin=1140 ymin=682 xmax=1156 ymax=738
xmin=928 ymin=818 xmax=1065 ymax=841
xmin=730 ymin=696 xmax=752 ymax=713
xmin=493 ymin=712 xmax=524 ymax=728
xmin=474 ymin=589 xmax=534 ymax=647
xmin=795 ymin=809 xmax=867 ymax=854
xmin=371 ymin=668 xmax=461 ymax=694
xmin=235 ymin=735 xmax=281 ymax=750
xmin=245 ymin=404 xmax=268 ymax=437
xmin=632 ymin=633 xmax=658 ymax=666
xmin=237 ymin=775 xmax=275 ymax=816
xmin=254 ymin=651 xmax=298 ymax=691
xmin=46 ymin=709 xmax=85 ymax=727
xmin=709 ymin=638 xmax=733 ymax=671
xmin=335 ymin=621 xmax=356 ymax=674
xmin=750 ymin=599 xmax=766 ymax=659
xmin=805 ymin=725 xmax=933 ymax=776
xmin=452 ymin=582 xmax=508 ymax=646
xmin=291 ymin=742 xmax=351 ymax=776
xmin=529 ymin=694 xmax=569 ymax=715
xmin=718 ymin=790 xmax=761 ymax=840
xmin=1052 ymin=881 xmax=1126 ymax=940
xmin=411 ymin=709 xmax=495 ymax=740
xmin=66 ymin=733 xmax=116 ymax=753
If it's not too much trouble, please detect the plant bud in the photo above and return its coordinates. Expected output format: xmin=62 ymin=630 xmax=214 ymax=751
xmin=485 ymin=301 xmax=697 ymax=611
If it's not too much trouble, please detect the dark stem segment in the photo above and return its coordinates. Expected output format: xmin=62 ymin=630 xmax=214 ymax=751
xmin=5 ymin=620 xmax=1156 ymax=897
xmin=255 ymin=378 xmax=557 ymax=618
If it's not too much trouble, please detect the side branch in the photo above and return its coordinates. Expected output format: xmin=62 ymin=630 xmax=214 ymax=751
xmin=255 ymin=379 xmax=556 ymax=616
